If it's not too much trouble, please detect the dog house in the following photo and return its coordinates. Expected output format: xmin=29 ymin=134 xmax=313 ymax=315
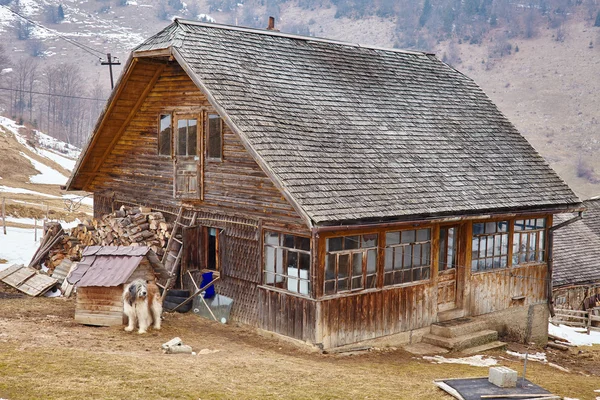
xmin=67 ymin=246 xmax=169 ymax=326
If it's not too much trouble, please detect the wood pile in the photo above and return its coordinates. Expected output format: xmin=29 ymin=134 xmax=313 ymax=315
xmin=36 ymin=206 xmax=173 ymax=274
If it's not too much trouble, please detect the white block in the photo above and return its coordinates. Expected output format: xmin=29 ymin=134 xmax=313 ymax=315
xmin=489 ymin=366 xmax=518 ymax=388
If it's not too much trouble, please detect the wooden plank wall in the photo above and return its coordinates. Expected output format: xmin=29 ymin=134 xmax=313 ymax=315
xmin=318 ymin=284 xmax=435 ymax=348
xmin=75 ymin=286 xmax=123 ymax=326
xmin=258 ymin=288 xmax=317 ymax=343
xmin=469 ymin=264 xmax=547 ymax=316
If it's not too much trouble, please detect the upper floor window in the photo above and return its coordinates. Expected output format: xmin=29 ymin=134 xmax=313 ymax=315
xmin=263 ymin=231 xmax=311 ymax=295
xmin=471 ymin=221 xmax=509 ymax=272
xmin=158 ymin=114 xmax=171 ymax=156
xmin=207 ymin=114 xmax=222 ymax=160
xmin=324 ymin=234 xmax=377 ymax=295
xmin=513 ymin=218 xmax=546 ymax=265
xmin=384 ymin=228 xmax=431 ymax=286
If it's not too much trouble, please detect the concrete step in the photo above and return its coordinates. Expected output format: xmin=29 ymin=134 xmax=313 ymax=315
xmin=430 ymin=318 xmax=489 ymax=338
xmin=422 ymin=329 xmax=498 ymax=351
xmin=460 ymin=340 xmax=507 ymax=355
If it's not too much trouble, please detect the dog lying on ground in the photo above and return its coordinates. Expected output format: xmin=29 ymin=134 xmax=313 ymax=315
xmin=123 ymin=279 xmax=162 ymax=334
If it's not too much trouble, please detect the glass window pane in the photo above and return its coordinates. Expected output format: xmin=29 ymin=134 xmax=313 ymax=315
xmin=325 ymin=254 xmax=336 ymax=280
xmin=265 ymin=272 xmax=276 ymax=284
xmin=177 ymin=120 xmax=186 ymax=155
xmin=422 ymin=267 xmax=430 ymax=280
xmin=325 ymin=281 xmax=335 ymax=295
xmin=471 ymin=259 xmax=478 ymax=271
xmin=276 ymin=248 xmax=284 ymax=275
xmin=352 ymin=276 xmax=363 ymax=290
xmin=283 ymin=234 xmax=295 ymax=249
xmin=187 ymin=120 xmax=197 ymax=155
xmin=287 ymin=251 xmax=298 ymax=269
xmin=265 ymin=231 xmax=279 ymax=246
xmin=401 ymin=230 xmax=416 ymax=244
xmin=299 ymin=253 xmax=310 ymax=271
xmin=297 ymin=237 xmax=310 ymax=251
xmin=485 ymin=222 xmax=496 ymax=234
xmin=265 ymin=247 xmax=275 ymax=272
xmin=514 ymin=220 xmax=525 ymax=231
xmin=362 ymin=234 xmax=377 ymax=248
xmin=344 ymin=236 xmax=360 ymax=250
xmin=366 ymin=275 xmax=376 ymax=288
xmin=500 ymin=256 xmax=508 ymax=267
xmin=385 ymin=248 xmax=393 ymax=271
xmin=498 ymin=221 xmax=508 ymax=232
xmin=338 ymin=278 xmax=348 ymax=292
xmin=479 ymin=238 xmax=486 ymax=259
xmin=367 ymin=249 xmax=377 ymax=273
xmin=327 ymin=237 xmax=343 ymax=252
xmin=536 ymin=218 xmax=546 ymax=229
xmin=413 ymin=244 xmax=422 ymax=266
xmin=417 ymin=228 xmax=430 ymax=241
xmin=386 ymin=231 xmax=400 ymax=245
xmin=338 ymin=254 xmax=350 ymax=279
xmin=412 ymin=268 xmax=421 ymax=281
xmin=403 ymin=246 xmax=412 ymax=268
xmin=394 ymin=247 xmax=403 ymax=270
xmin=352 ymin=253 xmax=363 ymax=276
xmin=422 ymin=243 xmax=431 ymax=266
xmin=473 ymin=223 xmax=484 ymax=235
xmin=208 ymin=114 xmax=222 ymax=159
xmin=159 ymin=114 xmax=171 ymax=156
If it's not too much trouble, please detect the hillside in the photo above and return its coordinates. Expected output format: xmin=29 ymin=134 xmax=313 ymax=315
xmin=0 ymin=0 xmax=599 ymax=198
xmin=0 ymin=116 xmax=91 ymax=266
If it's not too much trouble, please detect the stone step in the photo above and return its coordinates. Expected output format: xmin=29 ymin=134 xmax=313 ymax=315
xmin=460 ymin=341 xmax=507 ymax=355
xmin=422 ymin=329 xmax=498 ymax=351
xmin=430 ymin=318 xmax=489 ymax=338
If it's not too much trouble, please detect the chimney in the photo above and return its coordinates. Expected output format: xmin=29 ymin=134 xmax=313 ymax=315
xmin=267 ymin=16 xmax=276 ymax=31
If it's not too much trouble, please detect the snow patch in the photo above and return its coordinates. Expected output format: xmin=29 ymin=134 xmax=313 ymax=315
xmin=422 ymin=355 xmax=497 ymax=367
xmin=505 ymin=350 xmax=547 ymax=363
xmin=20 ymin=152 xmax=68 ymax=185
xmin=549 ymin=323 xmax=600 ymax=346
xmin=0 ymin=186 xmax=60 ymax=198
xmin=0 ymin=227 xmax=42 ymax=268
xmin=37 ymin=149 xmax=76 ymax=171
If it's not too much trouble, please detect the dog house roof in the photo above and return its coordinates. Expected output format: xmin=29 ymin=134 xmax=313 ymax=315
xmin=68 ymin=246 xmax=169 ymax=288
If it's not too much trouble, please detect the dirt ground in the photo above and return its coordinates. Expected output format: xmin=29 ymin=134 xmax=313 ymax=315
xmin=1 ymin=282 xmax=600 ymax=400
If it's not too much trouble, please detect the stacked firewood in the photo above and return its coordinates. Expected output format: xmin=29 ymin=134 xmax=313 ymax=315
xmin=38 ymin=206 xmax=173 ymax=273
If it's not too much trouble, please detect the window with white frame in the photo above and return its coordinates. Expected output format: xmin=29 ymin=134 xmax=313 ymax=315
xmin=263 ymin=231 xmax=311 ymax=295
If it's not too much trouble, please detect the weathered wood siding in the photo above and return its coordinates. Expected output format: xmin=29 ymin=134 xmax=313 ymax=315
xmin=258 ymin=288 xmax=317 ymax=343
xmin=89 ymin=61 xmax=306 ymax=226
xmin=469 ymin=264 xmax=548 ymax=316
xmin=318 ymin=284 xmax=435 ymax=348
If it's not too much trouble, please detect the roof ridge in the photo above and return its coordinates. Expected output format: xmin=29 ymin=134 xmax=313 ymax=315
xmin=173 ymin=18 xmax=432 ymax=57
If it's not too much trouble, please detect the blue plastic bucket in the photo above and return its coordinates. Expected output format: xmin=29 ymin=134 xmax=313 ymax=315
xmin=201 ymin=271 xmax=215 ymax=299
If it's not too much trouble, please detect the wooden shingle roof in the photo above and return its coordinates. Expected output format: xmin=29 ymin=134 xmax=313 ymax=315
xmin=131 ymin=20 xmax=580 ymax=225
xmin=553 ymin=205 xmax=600 ymax=288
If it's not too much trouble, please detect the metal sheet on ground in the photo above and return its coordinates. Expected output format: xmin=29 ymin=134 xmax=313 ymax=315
xmin=434 ymin=377 xmax=554 ymax=400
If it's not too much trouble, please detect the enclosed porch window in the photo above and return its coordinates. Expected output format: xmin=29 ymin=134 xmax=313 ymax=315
xmin=384 ymin=228 xmax=431 ymax=286
xmin=513 ymin=218 xmax=546 ymax=265
xmin=263 ymin=231 xmax=311 ymax=295
xmin=324 ymin=234 xmax=378 ymax=295
xmin=471 ymin=221 xmax=509 ymax=272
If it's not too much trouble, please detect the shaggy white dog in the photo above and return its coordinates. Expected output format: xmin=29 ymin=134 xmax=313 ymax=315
xmin=123 ymin=279 xmax=162 ymax=334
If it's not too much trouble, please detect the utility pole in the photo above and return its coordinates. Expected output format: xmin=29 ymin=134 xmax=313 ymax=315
xmin=101 ymin=53 xmax=121 ymax=90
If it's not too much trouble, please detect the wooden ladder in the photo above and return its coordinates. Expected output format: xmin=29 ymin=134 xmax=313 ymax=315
xmin=160 ymin=206 xmax=197 ymax=301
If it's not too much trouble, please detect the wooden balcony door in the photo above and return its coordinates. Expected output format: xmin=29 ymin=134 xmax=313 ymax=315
xmin=173 ymin=114 xmax=202 ymax=199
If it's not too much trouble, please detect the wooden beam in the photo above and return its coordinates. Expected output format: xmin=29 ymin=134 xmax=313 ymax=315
xmin=83 ymin=63 xmax=167 ymax=190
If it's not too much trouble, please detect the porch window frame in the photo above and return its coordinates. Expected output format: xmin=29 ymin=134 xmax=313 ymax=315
xmin=383 ymin=228 xmax=432 ymax=287
xmin=262 ymin=230 xmax=312 ymax=296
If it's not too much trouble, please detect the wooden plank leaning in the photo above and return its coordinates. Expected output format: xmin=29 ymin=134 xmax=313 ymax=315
xmin=169 ymin=275 xmax=220 ymax=313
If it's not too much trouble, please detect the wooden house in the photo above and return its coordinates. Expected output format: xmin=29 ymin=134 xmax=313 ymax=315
xmin=67 ymin=246 xmax=169 ymax=326
xmin=553 ymin=199 xmax=600 ymax=310
xmin=66 ymin=20 xmax=582 ymax=349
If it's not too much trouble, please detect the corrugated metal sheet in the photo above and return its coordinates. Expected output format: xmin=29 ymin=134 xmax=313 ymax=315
xmin=69 ymin=246 xmax=168 ymax=288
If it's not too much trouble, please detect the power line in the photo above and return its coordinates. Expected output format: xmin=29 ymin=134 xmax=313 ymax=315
xmin=0 ymin=86 xmax=106 ymax=101
xmin=0 ymin=5 xmax=107 ymax=59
